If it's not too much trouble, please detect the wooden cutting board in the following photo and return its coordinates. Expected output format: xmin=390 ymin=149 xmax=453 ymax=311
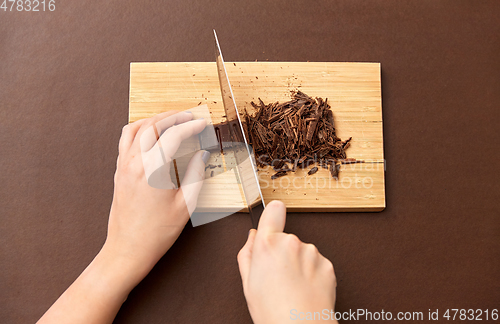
xmin=129 ymin=62 xmax=385 ymax=212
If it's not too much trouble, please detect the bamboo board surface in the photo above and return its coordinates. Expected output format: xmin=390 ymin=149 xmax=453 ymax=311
xmin=129 ymin=62 xmax=385 ymax=212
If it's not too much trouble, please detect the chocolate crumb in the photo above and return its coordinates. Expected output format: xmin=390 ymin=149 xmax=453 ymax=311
xmin=308 ymin=167 xmax=319 ymax=175
xmin=205 ymin=164 xmax=217 ymax=170
xmin=271 ymin=170 xmax=288 ymax=179
xmin=340 ymin=158 xmax=364 ymax=164
xmin=329 ymin=162 xmax=340 ymax=179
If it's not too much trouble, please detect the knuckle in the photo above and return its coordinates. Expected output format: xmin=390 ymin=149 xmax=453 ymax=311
xmin=260 ymin=234 xmax=274 ymax=247
xmin=194 ymin=168 xmax=205 ymax=180
xmin=140 ymin=117 xmax=159 ymax=132
xmin=237 ymin=249 xmax=246 ymax=262
xmin=113 ymin=169 xmax=119 ymax=184
xmin=142 ymin=121 xmax=156 ymax=134
xmin=154 ymin=110 xmax=179 ymax=124
xmin=323 ymin=258 xmax=335 ymax=274
xmin=286 ymin=233 xmax=302 ymax=248
xmin=255 ymin=234 xmax=277 ymax=252
xmin=327 ymin=262 xmax=337 ymax=287
xmin=306 ymin=243 xmax=319 ymax=254
xmin=119 ymin=157 xmax=143 ymax=178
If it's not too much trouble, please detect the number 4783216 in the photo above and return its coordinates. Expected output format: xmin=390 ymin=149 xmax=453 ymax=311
xmin=1 ymin=0 xmax=55 ymax=11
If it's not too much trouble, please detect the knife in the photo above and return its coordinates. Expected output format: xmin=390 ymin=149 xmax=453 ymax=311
xmin=213 ymin=30 xmax=265 ymax=228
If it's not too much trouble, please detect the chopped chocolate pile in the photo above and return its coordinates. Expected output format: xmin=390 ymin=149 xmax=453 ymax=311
xmin=244 ymin=90 xmax=359 ymax=179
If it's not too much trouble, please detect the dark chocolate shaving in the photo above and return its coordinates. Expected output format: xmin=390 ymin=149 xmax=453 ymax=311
xmin=308 ymin=167 xmax=319 ymax=175
xmin=205 ymin=163 xmax=221 ymax=171
xmin=329 ymin=162 xmax=340 ymax=179
xmin=340 ymin=158 xmax=364 ymax=164
xmin=271 ymin=170 xmax=288 ymax=179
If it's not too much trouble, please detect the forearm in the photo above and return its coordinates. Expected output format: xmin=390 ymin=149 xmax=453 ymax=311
xmin=37 ymin=245 xmax=146 ymax=324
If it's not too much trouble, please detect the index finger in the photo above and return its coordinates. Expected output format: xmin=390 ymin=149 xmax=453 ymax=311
xmin=256 ymin=200 xmax=287 ymax=235
xmin=153 ymin=118 xmax=206 ymax=161
xmin=136 ymin=110 xmax=194 ymax=152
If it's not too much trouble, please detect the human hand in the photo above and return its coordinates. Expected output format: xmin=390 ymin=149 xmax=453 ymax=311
xmin=238 ymin=201 xmax=338 ymax=324
xmin=103 ymin=110 xmax=209 ymax=282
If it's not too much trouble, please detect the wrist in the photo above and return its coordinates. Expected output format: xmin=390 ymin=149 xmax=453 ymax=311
xmin=97 ymin=241 xmax=155 ymax=290
xmin=84 ymin=243 xmax=154 ymax=305
xmin=72 ymin=254 xmax=132 ymax=310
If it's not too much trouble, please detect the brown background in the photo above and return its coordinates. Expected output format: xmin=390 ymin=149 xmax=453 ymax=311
xmin=1 ymin=1 xmax=499 ymax=323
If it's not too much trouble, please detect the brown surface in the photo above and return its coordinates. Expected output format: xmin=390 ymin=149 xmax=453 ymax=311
xmin=1 ymin=1 xmax=499 ymax=323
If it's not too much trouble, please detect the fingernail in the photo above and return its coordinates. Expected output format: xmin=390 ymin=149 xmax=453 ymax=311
xmin=184 ymin=111 xmax=192 ymax=114
xmin=248 ymin=229 xmax=252 ymax=237
xmin=197 ymin=117 xmax=204 ymax=121
xmin=201 ymin=150 xmax=210 ymax=164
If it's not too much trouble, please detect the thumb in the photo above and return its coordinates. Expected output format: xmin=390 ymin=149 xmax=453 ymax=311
xmin=256 ymin=200 xmax=287 ymax=235
xmin=179 ymin=150 xmax=210 ymax=216
xmin=237 ymin=229 xmax=257 ymax=284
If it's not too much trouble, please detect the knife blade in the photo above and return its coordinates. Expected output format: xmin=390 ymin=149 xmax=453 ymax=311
xmin=213 ymin=29 xmax=265 ymax=228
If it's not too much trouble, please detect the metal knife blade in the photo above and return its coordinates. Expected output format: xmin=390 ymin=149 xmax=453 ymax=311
xmin=213 ymin=30 xmax=265 ymax=228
